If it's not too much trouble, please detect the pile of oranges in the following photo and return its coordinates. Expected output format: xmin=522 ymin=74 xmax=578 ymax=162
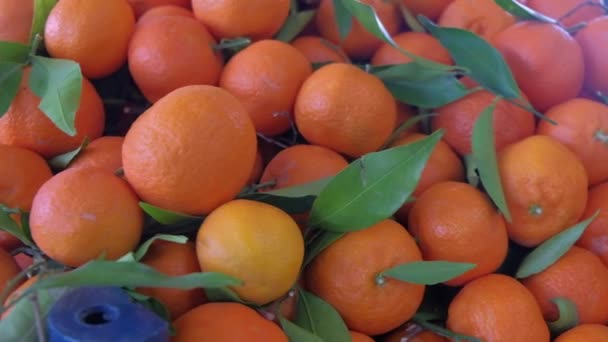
xmin=1 ymin=0 xmax=608 ymax=341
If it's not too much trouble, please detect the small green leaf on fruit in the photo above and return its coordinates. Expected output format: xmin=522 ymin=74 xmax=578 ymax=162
xmin=139 ymin=202 xmax=203 ymax=225
xmin=240 ymin=177 xmax=332 ymax=214
xmin=548 ymin=297 xmax=579 ymax=335
xmin=0 ymin=42 xmax=29 ymax=63
xmin=332 ymin=0 xmax=353 ymax=40
xmin=381 ymin=261 xmax=476 ymax=285
xmin=383 ymin=74 xmax=471 ymax=108
xmin=0 ymin=62 xmax=23 ymax=116
xmin=276 ymin=10 xmax=316 ymax=42
xmin=30 ymin=0 xmax=58 ymax=45
xmin=48 ymin=136 xmax=89 ymax=170
xmin=133 ymin=234 xmax=188 ymax=261
xmin=280 ymin=315 xmax=324 ymax=342
xmin=516 ymin=210 xmax=600 ymax=279
xmin=0 ymin=205 xmax=35 ymax=247
xmin=304 ymin=231 xmax=345 ymax=266
xmin=294 ymin=288 xmax=350 ymax=342
xmin=494 ymin=0 xmax=557 ymax=23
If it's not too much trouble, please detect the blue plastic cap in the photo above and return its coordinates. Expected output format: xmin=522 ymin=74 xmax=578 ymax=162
xmin=47 ymin=287 xmax=169 ymax=342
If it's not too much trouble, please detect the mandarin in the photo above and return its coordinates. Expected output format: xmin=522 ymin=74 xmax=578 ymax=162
xmin=0 ymin=0 xmax=33 ymax=44
xmin=438 ymin=0 xmax=516 ymax=41
xmin=554 ymin=324 xmax=608 ymax=342
xmin=371 ymin=31 xmax=453 ymax=66
xmin=575 ymin=16 xmax=608 ymax=96
xmin=291 ymin=35 xmax=350 ymax=64
xmin=68 ymin=136 xmax=124 ymax=173
xmin=576 ymin=181 xmax=608 ymax=266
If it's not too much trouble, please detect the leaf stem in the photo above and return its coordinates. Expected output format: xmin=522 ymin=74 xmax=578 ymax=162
xmin=257 ymin=133 xmax=289 ymax=149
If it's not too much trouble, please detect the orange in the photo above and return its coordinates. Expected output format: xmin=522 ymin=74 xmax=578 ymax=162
xmin=290 ymin=35 xmax=349 ymax=64
xmin=0 ymin=67 xmax=105 ymax=158
xmin=138 ymin=240 xmax=207 ymax=320
xmin=497 ymin=135 xmax=588 ymax=247
xmin=395 ymin=103 xmax=422 ymax=137
xmin=0 ymin=249 xmax=22 ymax=294
xmin=305 ymin=219 xmax=425 ymax=335
xmin=554 ymin=324 xmax=608 ymax=342
xmin=191 ymin=0 xmax=290 ymax=40
xmin=0 ymin=0 xmax=33 ymax=44
xmin=438 ymin=0 xmax=516 ymax=41
xmin=44 ymin=0 xmax=135 ymax=79
xmin=29 ymin=167 xmax=143 ymax=267
xmin=431 ymin=90 xmax=535 ymax=156
xmin=122 ymin=85 xmax=256 ymax=215
xmin=408 ymin=181 xmax=509 ymax=286
xmin=196 ymin=199 xmax=304 ymax=305
xmin=316 ymin=0 xmax=402 ymax=60
xmin=576 ymin=181 xmax=608 ymax=266
xmin=128 ymin=0 xmax=191 ymax=18
xmin=526 ymin=0 xmax=605 ymax=27
xmin=371 ymin=32 xmax=453 ymax=66
xmin=0 ymin=144 xmax=53 ymax=251
xmin=247 ymin=150 xmax=264 ymax=185
xmin=128 ymin=15 xmax=223 ymax=103
xmin=136 ymin=5 xmax=194 ymax=24
xmin=492 ymin=22 xmax=585 ymax=111
xmin=350 ymin=331 xmax=374 ymax=342
xmin=447 ymin=274 xmax=550 ymax=342
xmin=522 ymin=246 xmax=608 ymax=324
xmin=13 ymin=253 xmax=32 ymax=271
xmin=576 ymin=16 xmax=608 ymax=96
xmin=259 ymin=144 xmax=349 ymax=191
xmin=295 ymin=63 xmax=397 ymax=157
xmin=400 ymin=0 xmax=454 ymax=20
xmin=536 ymin=98 xmax=608 ymax=186
xmin=68 ymin=136 xmax=124 ymax=173
xmin=384 ymin=327 xmax=448 ymax=342
xmin=172 ymin=302 xmax=288 ymax=342
xmin=219 ymin=39 xmax=312 ymax=136
xmin=390 ymin=133 xmax=465 ymax=224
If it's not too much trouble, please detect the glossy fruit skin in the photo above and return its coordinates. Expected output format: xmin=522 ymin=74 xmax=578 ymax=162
xmin=527 ymin=0 xmax=605 ymax=27
xmin=128 ymin=0 xmax=191 ymax=18
xmin=432 ymin=90 xmax=535 ymax=156
xmin=575 ymin=16 xmax=608 ymax=96
xmin=0 ymin=0 xmax=33 ymax=44
xmin=371 ymin=32 xmax=453 ymax=66
xmin=30 ymin=167 xmax=143 ymax=267
xmin=498 ymin=135 xmax=588 ymax=247
xmin=260 ymin=144 xmax=348 ymax=191
xmin=191 ymin=0 xmax=290 ymax=40
xmin=400 ymin=0 xmax=454 ymax=20
xmin=291 ymin=35 xmax=349 ymax=64
xmin=554 ymin=324 xmax=608 ymax=342
xmin=522 ymin=246 xmax=608 ymax=324
xmin=577 ymin=181 xmax=608 ymax=266
xmin=136 ymin=5 xmax=193 ymax=24
xmin=536 ymin=98 xmax=608 ymax=186
xmin=172 ymin=302 xmax=288 ymax=342
xmin=122 ymin=85 xmax=257 ymax=215
xmin=44 ymin=0 xmax=135 ymax=79
xmin=409 ymin=181 xmax=509 ymax=286
xmin=196 ymin=199 xmax=304 ymax=305
xmin=447 ymin=274 xmax=550 ymax=342
xmin=219 ymin=40 xmax=312 ymax=137
xmin=68 ymin=136 xmax=124 ymax=173
xmin=128 ymin=15 xmax=223 ymax=103
xmin=295 ymin=63 xmax=397 ymax=158
xmin=492 ymin=22 xmax=584 ymax=111
xmin=138 ymin=240 xmax=207 ymax=320
xmin=438 ymin=0 xmax=516 ymax=41
xmin=316 ymin=0 xmax=402 ymax=59
xmin=0 ymin=68 xmax=105 ymax=159
xmin=305 ymin=219 xmax=425 ymax=336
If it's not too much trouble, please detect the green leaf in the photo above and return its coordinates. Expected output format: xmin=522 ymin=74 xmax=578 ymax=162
xmin=420 ymin=16 xmax=520 ymax=99
xmin=0 ymin=62 xmax=23 ymax=116
xmin=303 ymin=231 xmax=345 ymax=267
xmin=516 ymin=210 xmax=600 ymax=279
xmin=548 ymin=297 xmax=579 ymax=335
xmin=381 ymin=261 xmax=477 ymax=285
xmin=48 ymin=136 xmax=89 ymax=170
xmin=16 ymin=261 xmax=242 ymax=302
xmin=139 ymin=202 xmax=203 ymax=225
xmin=127 ymin=291 xmax=173 ymax=323
xmin=384 ymin=75 xmax=472 ymax=108
xmin=133 ymin=234 xmax=188 ymax=261
xmin=309 ymin=130 xmax=443 ymax=232
xmin=275 ymin=10 xmax=316 ymax=42
xmin=471 ymin=99 xmax=512 ymax=221
xmin=0 ymin=42 xmax=29 ymax=63
xmin=0 ymin=205 xmax=35 ymax=247
xmin=30 ymin=0 xmax=57 ymax=44
xmin=240 ymin=177 xmax=332 ymax=214
xmin=204 ymin=287 xmax=252 ymax=305
xmin=0 ymin=287 xmax=69 ymax=342
xmin=279 ymin=315 xmax=324 ymax=342
xmin=371 ymin=62 xmax=449 ymax=82
xmin=333 ymin=0 xmax=353 ymax=40
xmin=294 ymin=288 xmax=350 ymax=342
xmin=494 ymin=0 xmax=557 ymax=23
xmin=28 ymin=56 xmax=82 ymax=136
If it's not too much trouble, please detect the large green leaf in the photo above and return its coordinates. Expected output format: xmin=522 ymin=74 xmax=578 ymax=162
xmin=420 ymin=17 xmax=520 ymax=100
xmin=240 ymin=177 xmax=332 ymax=214
xmin=333 ymin=0 xmax=353 ymax=40
xmin=494 ymin=0 xmax=557 ymax=23
xmin=139 ymin=202 xmax=203 ymax=225
xmin=279 ymin=316 xmax=324 ymax=342
xmin=309 ymin=130 xmax=443 ymax=232
xmin=28 ymin=56 xmax=82 ymax=136
xmin=384 ymin=74 xmax=472 ymax=108
xmin=30 ymin=0 xmax=57 ymax=44
xmin=516 ymin=211 xmax=600 ymax=279
xmin=0 ymin=62 xmax=23 ymax=116
xmin=48 ymin=137 xmax=89 ymax=170
xmin=471 ymin=99 xmax=512 ymax=221
xmin=380 ymin=261 xmax=476 ymax=285
xmin=303 ymin=231 xmax=345 ymax=266
xmin=275 ymin=10 xmax=316 ymax=42
xmin=0 ymin=42 xmax=29 ymax=63
xmin=294 ymin=288 xmax=350 ymax=342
